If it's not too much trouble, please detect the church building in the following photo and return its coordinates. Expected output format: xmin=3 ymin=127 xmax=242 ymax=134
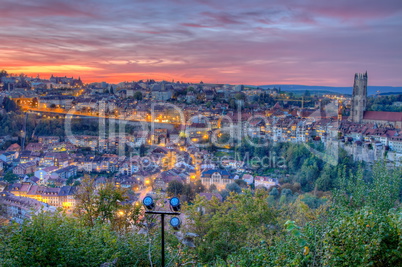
xmin=349 ymin=72 xmax=402 ymax=128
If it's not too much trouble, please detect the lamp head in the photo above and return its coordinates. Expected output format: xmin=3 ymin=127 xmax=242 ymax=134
xmin=170 ymin=216 xmax=181 ymax=230
xmin=169 ymin=197 xmax=181 ymax=212
xmin=143 ymin=196 xmax=155 ymax=210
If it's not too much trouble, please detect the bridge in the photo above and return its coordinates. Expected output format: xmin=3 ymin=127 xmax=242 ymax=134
xmin=22 ymin=107 xmax=183 ymax=131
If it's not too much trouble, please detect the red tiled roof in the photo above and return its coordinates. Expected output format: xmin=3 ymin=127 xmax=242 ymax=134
xmin=6 ymin=143 xmax=21 ymax=151
xmin=363 ymin=111 xmax=402 ymax=122
xmin=272 ymin=102 xmax=282 ymax=109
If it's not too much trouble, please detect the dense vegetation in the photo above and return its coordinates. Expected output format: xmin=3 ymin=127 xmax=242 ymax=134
xmin=235 ymin=140 xmax=362 ymax=194
xmin=0 ymin=109 xmax=139 ymax=142
xmin=366 ymin=94 xmax=402 ymax=112
xmin=1 ymin=162 xmax=401 ymax=266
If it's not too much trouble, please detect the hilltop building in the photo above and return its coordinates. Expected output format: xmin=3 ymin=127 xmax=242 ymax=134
xmin=349 ymin=72 xmax=402 ymax=128
xmin=350 ymin=72 xmax=368 ymax=123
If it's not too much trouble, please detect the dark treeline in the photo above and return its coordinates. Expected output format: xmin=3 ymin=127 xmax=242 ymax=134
xmin=0 ymin=110 xmax=139 ymax=141
xmin=367 ymin=94 xmax=402 ymax=112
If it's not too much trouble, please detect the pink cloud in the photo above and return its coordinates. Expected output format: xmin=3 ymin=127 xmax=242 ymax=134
xmin=0 ymin=0 xmax=401 ymax=86
xmin=181 ymin=23 xmax=212 ymax=28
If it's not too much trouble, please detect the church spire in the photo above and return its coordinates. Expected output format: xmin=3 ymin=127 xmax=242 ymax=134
xmin=350 ymin=72 xmax=368 ymax=123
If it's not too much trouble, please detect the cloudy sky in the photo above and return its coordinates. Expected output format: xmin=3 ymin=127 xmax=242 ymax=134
xmin=1 ymin=0 xmax=401 ymax=86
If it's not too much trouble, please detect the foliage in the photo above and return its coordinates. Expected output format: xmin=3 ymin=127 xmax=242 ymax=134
xmin=74 ymin=175 xmax=140 ymax=231
xmin=0 ymin=112 xmax=29 ymax=137
xmin=1 ymin=98 xmax=20 ymax=112
xmin=166 ymin=180 xmax=184 ymax=197
xmin=0 ymin=112 xmax=139 ymax=139
xmin=234 ymin=179 xmax=248 ymax=188
xmin=226 ymin=182 xmax=242 ymax=194
xmin=236 ymin=142 xmax=359 ymax=193
xmin=300 ymin=194 xmax=327 ymax=209
xmin=0 ymin=212 xmax=151 ymax=266
xmin=322 ymin=208 xmax=402 ymax=266
xmin=1 ymin=162 xmax=401 ymax=266
xmin=193 ymin=179 xmax=205 ymax=194
xmin=209 ymin=183 xmax=217 ymax=192
xmin=3 ymin=171 xmax=19 ymax=183
xmin=0 ymin=69 xmax=8 ymax=79
xmin=183 ymin=190 xmax=278 ymax=263
xmin=166 ymin=180 xmax=206 ymax=202
xmin=253 ymin=92 xmax=275 ymax=106
xmin=367 ymin=95 xmax=402 ymax=112
xmin=334 ymin=161 xmax=402 ymax=212
xmin=133 ymin=91 xmax=143 ymax=100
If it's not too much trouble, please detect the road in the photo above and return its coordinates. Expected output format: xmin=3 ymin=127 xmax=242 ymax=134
xmin=137 ymin=186 xmax=153 ymax=203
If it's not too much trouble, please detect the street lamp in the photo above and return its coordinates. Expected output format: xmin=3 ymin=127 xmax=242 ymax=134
xmin=143 ymin=196 xmax=181 ymax=267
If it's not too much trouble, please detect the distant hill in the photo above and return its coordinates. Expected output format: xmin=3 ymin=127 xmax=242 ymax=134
xmin=251 ymin=85 xmax=402 ymax=96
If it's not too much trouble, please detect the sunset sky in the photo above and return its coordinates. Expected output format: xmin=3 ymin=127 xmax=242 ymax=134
xmin=1 ymin=0 xmax=401 ymax=86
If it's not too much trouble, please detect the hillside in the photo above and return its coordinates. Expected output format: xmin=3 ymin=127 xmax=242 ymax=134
xmin=253 ymin=85 xmax=402 ymax=96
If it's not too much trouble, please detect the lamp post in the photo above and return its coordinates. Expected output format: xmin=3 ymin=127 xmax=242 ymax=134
xmin=143 ymin=196 xmax=181 ymax=267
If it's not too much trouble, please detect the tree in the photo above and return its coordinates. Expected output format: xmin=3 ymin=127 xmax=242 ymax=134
xmin=3 ymin=171 xmax=18 ymax=183
xmin=334 ymin=161 xmax=402 ymax=212
xmin=74 ymin=175 xmax=133 ymax=229
xmin=133 ymin=91 xmax=143 ymax=101
xmin=300 ymin=193 xmax=327 ymax=209
xmin=323 ymin=208 xmax=402 ymax=266
xmin=192 ymin=179 xmax=205 ymax=194
xmin=184 ymin=191 xmax=277 ymax=262
xmin=73 ymin=175 xmax=99 ymax=227
xmin=315 ymin=172 xmax=332 ymax=191
xmin=279 ymin=189 xmax=293 ymax=204
xmin=220 ymin=189 xmax=230 ymax=200
xmin=0 ymin=70 xmax=8 ymax=80
xmin=234 ymin=179 xmax=248 ymax=188
xmin=31 ymin=97 xmax=38 ymax=108
xmin=298 ymin=157 xmax=320 ymax=191
xmin=234 ymin=92 xmax=245 ymax=100
xmin=2 ymin=98 xmax=19 ymax=112
xmin=229 ymin=98 xmax=236 ymax=109
xmin=166 ymin=180 xmax=184 ymax=196
xmin=182 ymin=183 xmax=195 ymax=201
xmin=269 ymin=187 xmax=279 ymax=197
xmin=226 ymin=182 xmax=242 ymax=194
xmin=139 ymin=144 xmax=146 ymax=157
xmin=96 ymin=182 xmax=128 ymax=224
xmin=1 ymin=160 xmax=401 ymax=266
xmin=209 ymin=184 xmax=217 ymax=192
xmin=0 ymin=212 xmax=151 ymax=266
xmin=281 ymin=188 xmax=293 ymax=197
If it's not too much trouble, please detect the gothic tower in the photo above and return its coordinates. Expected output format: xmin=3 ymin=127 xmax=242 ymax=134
xmin=350 ymin=71 xmax=367 ymax=123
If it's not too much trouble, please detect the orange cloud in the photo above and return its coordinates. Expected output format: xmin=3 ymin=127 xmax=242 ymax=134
xmin=5 ymin=65 xmax=101 ymax=73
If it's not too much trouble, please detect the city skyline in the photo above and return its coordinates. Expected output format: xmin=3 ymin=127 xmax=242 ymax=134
xmin=1 ymin=0 xmax=402 ymax=86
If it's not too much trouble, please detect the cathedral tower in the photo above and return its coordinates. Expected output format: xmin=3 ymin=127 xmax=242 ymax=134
xmin=350 ymin=71 xmax=367 ymax=123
